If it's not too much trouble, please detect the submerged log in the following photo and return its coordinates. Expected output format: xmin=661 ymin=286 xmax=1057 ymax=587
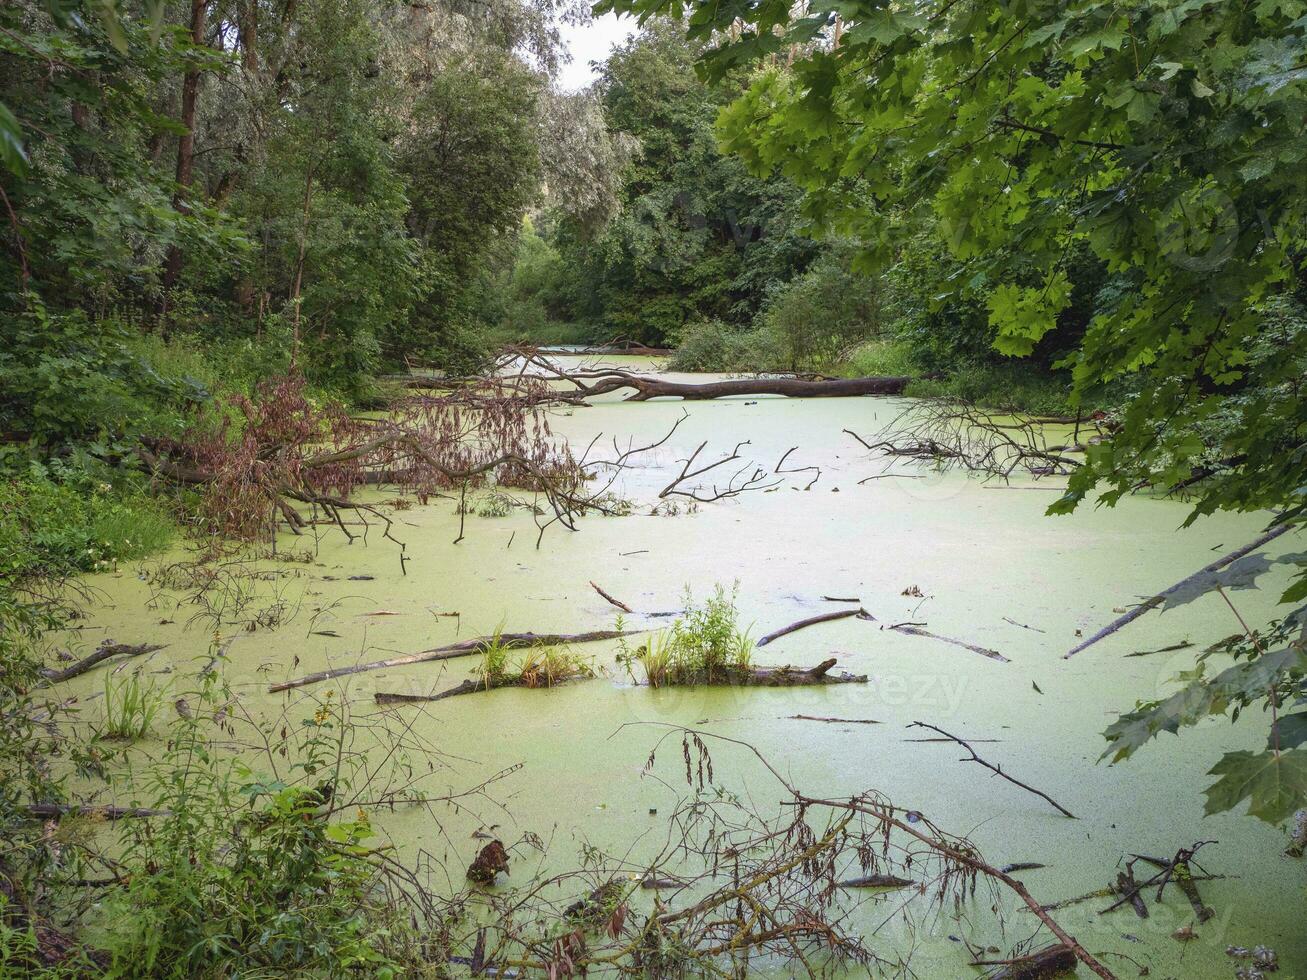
xmin=467 ymin=839 xmax=509 ymax=884
xmin=741 ymin=658 xmax=866 ymax=686
xmin=837 ymin=874 xmax=914 ymax=889
xmin=375 ymin=675 xmax=590 ymax=704
xmin=271 ymin=629 xmax=632 ymax=692
xmin=981 ymin=944 xmax=1078 ymax=980
xmin=889 ymin=624 xmax=1009 ymax=663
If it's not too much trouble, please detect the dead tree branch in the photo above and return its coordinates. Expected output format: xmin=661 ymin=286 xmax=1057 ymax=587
xmin=757 ymin=608 xmax=873 ymax=646
xmin=659 ymin=439 xmax=781 ymax=501
xmin=1064 ymin=523 xmax=1295 ymax=658
xmin=41 ymin=642 xmax=166 ymax=683
xmin=908 ymin=721 xmax=1077 ymax=818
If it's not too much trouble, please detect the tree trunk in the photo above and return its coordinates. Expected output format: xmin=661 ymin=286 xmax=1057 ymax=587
xmin=160 ymin=0 xmax=209 ymax=309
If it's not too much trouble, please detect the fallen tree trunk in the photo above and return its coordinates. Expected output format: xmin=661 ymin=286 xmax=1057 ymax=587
xmin=978 ymin=944 xmax=1078 ymax=980
xmin=585 ymin=374 xmax=909 ymax=401
xmin=41 ymin=642 xmax=166 ymax=684
xmin=271 ymin=629 xmax=633 ymax=693
xmin=510 ymin=352 xmax=909 ymax=401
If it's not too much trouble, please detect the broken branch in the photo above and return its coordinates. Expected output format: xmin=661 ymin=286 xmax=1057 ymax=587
xmin=908 ymin=721 xmax=1076 ymax=818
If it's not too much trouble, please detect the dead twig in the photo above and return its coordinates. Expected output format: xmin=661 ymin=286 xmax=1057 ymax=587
xmin=589 ymin=581 xmax=633 ymax=614
xmin=908 ymin=721 xmax=1077 ymax=818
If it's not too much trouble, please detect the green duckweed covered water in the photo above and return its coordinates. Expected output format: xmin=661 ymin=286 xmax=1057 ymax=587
xmin=63 ymin=355 xmax=1305 ymax=977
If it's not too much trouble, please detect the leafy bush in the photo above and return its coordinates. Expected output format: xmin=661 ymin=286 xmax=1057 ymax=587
xmin=100 ymin=687 xmax=413 ymax=976
xmin=666 ymin=318 xmax=762 ymax=372
xmin=753 ymin=246 xmax=882 ymax=371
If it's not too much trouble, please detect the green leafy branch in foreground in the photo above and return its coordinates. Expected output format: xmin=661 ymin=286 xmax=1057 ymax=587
xmin=1104 ymin=611 xmax=1307 ymax=824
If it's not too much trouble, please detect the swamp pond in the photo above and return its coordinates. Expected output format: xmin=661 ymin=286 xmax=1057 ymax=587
xmin=60 ymin=355 xmax=1305 ymax=978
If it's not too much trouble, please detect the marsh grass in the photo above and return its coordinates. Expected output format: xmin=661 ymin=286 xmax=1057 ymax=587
xmin=516 ymin=646 xmax=592 ymax=688
xmin=478 ymin=633 xmax=593 ymax=689
xmin=101 ymin=671 xmax=163 ymax=741
xmin=477 ymin=628 xmax=514 ymax=688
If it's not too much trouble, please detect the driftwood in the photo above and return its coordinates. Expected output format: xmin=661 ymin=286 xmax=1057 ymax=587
xmin=788 ymin=714 xmax=880 ymax=725
xmin=376 ymin=675 xmax=590 ymax=704
xmin=909 ymin=722 xmax=1076 ymax=818
xmin=1115 ymin=869 xmax=1149 ymax=918
xmin=757 ymin=608 xmax=873 ymax=646
xmin=889 ymin=624 xmax=1009 ymax=663
xmin=21 ymin=803 xmax=169 ymax=820
xmin=1064 ymin=523 xmax=1294 ymax=658
xmin=1099 ymin=842 xmax=1216 ymax=917
xmin=589 ymin=581 xmax=633 ymax=613
xmin=270 ymin=629 xmax=632 ymax=693
xmin=41 ymin=642 xmax=166 ymax=683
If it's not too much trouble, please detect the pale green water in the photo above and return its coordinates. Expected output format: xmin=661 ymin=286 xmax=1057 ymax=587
xmin=64 ymin=355 xmax=1305 ymax=977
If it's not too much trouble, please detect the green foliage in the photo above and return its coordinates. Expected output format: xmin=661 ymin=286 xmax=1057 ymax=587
xmin=100 ymin=686 xmax=409 ymax=976
xmin=628 ymin=584 xmax=753 ymax=685
xmin=666 ymin=318 xmax=761 ymax=372
xmin=539 ymin=24 xmax=818 ymax=346
xmin=0 ymin=475 xmax=174 ymax=579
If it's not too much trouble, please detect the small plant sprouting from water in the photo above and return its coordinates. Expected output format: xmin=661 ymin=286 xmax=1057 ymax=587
xmin=517 ymin=646 xmax=592 ymax=688
xmin=621 ymin=584 xmax=753 ymax=686
xmin=478 ymin=627 xmax=514 ymax=688
xmin=478 ymin=633 xmax=594 ymax=690
xmin=101 ymin=671 xmax=163 ymax=740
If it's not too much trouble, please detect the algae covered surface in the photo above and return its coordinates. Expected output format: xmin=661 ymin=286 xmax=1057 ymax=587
xmin=65 ymin=356 xmax=1305 ymax=977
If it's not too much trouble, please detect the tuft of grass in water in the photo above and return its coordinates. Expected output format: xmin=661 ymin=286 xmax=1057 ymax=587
xmin=477 ymin=627 xmax=513 ymax=689
xmin=102 ymin=671 xmax=163 ymax=740
xmin=630 ymin=584 xmax=753 ymax=686
xmin=635 ymin=631 xmax=677 ymax=688
xmin=516 ymin=646 xmax=592 ymax=688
